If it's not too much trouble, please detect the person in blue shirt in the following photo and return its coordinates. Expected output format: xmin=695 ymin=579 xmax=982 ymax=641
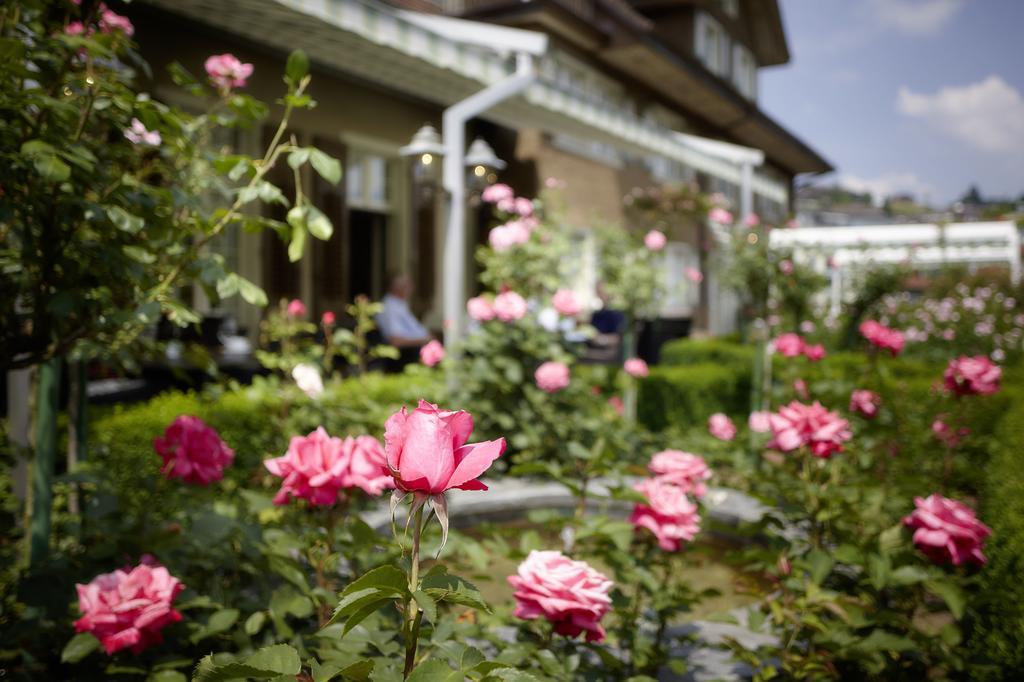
xmin=376 ymin=273 xmax=431 ymax=349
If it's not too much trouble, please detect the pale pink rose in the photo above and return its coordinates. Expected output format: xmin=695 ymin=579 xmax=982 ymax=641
xmin=708 ymin=207 xmax=733 ymax=224
xmin=709 ymin=192 xmax=728 ymax=207
xmin=644 ymin=230 xmax=667 ymax=251
xmin=748 ymin=411 xmax=771 ymax=433
xmin=384 ymin=400 xmax=505 ymax=494
xmin=321 ymin=310 xmax=336 ymax=326
xmin=744 ymin=213 xmax=761 ymax=227
xmin=204 ymin=53 xmax=253 ymax=90
xmin=75 ymin=559 xmax=184 ymax=655
xmin=514 ymin=197 xmax=534 ymax=217
xmin=708 ymin=413 xmax=736 ymax=441
xmin=265 ymin=429 xmax=392 ymax=505
xmin=803 ymin=344 xmax=826 ymax=361
xmin=535 ymin=361 xmax=570 ymax=393
xmin=608 ymin=396 xmax=624 ymax=415
xmin=685 ymin=267 xmax=703 ymax=283
xmin=287 ymin=298 xmax=306 ymax=318
xmin=799 ymin=320 xmax=816 ymax=334
xmin=767 ymin=400 xmax=851 ymax=458
xmin=785 ymin=219 xmax=800 ymax=229
xmin=552 ymin=289 xmax=582 ymax=316
xmin=630 ymin=478 xmax=701 ymax=551
xmin=65 ymin=21 xmax=88 ymax=36
xmin=779 ymin=259 xmax=794 ymax=275
xmin=124 ymin=119 xmax=161 ymax=146
xmin=153 ymin=415 xmax=234 ymax=486
xmin=481 ymin=183 xmax=514 ymax=204
xmin=623 ymin=357 xmax=649 ymax=378
xmin=849 ymin=389 xmax=881 ymax=418
xmin=943 ymin=355 xmax=1001 ymax=396
xmin=508 ymin=550 xmax=613 ymax=642
xmin=100 ymin=9 xmax=134 ymax=35
xmin=859 ymin=320 xmax=905 ymax=356
xmin=466 ymin=296 xmax=495 ymax=321
xmin=493 ymin=290 xmax=527 ymax=322
xmin=488 ymin=222 xmax=530 ymax=252
xmin=773 ymin=333 xmax=805 ymax=357
xmin=903 ymin=494 xmax=990 ymax=566
xmin=648 ymin=450 xmax=711 ymax=498
xmin=419 ymin=339 xmax=445 ymax=367
xmin=291 ymin=363 xmax=323 ymax=399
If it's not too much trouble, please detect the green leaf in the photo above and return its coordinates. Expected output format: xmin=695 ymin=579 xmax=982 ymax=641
xmin=855 ymin=629 xmax=915 ymax=654
xmin=216 ymin=273 xmax=240 ymax=299
xmin=460 ymin=647 xmax=485 ymax=671
xmin=61 ymin=632 xmax=100 ymax=663
xmin=189 ymin=608 xmax=239 ymax=643
xmin=108 ymin=206 xmax=145 ymax=234
xmin=305 ymin=204 xmax=333 ymax=240
xmin=288 ymin=218 xmax=306 ymax=262
xmin=237 ymin=275 xmax=268 ymax=306
xmin=288 ymin=149 xmax=310 ymax=170
xmin=309 ymin=149 xmax=342 ymax=185
xmin=406 ymin=660 xmax=459 ymax=682
xmin=412 ymin=589 xmax=437 ymax=623
xmin=147 ymin=671 xmax=187 ymax=682
xmin=889 ymin=565 xmax=930 ymax=586
xmin=244 ymin=611 xmax=267 ymax=635
xmin=421 ymin=565 xmax=489 ymax=613
xmin=285 ymin=49 xmax=310 ymax=85
xmin=337 ymin=659 xmax=374 ymax=681
xmin=123 ymin=245 xmax=157 ymax=264
xmin=31 ymin=150 xmax=69 ymax=180
xmin=927 ymin=580 xmax=966 ymax=619
xmin=193 ymin=644 xmax=301 ymax=682
xmin=805 ymin=550 xmax=834 ymax=585
xmin=879 ymin=523 xmax=905 ymax=552
xmin=325 ymin=565 xmax=408 ymax=634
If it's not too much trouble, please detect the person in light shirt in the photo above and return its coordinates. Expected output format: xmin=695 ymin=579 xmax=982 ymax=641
xmin=376 ymin=273 xmax=431 ymax=349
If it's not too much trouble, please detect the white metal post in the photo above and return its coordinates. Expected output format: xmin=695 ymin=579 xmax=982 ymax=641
xmin=739 ymin=161 xmax=754 ymax=224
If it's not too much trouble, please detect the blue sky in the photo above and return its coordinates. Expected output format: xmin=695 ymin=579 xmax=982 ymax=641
xmin=761 ymin=0 xmax=1024 ymax=205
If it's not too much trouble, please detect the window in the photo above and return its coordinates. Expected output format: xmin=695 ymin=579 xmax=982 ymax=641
xmin=346 ymin=150 xmax=391 ymax=212
xmin=732 ymin=44 xmax=758 ymax=100
xmin=695 ymin=12 xmax=730 ymax=77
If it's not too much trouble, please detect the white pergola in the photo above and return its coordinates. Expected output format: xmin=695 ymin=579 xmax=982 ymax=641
xmin=769 ymin=221 xmax=1022 ymax=315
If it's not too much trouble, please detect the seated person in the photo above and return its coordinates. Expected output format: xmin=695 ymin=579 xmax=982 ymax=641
xmin=587 ymin=282 xmax=626 ymax=362
xmin=376 ymin=274 xmax=431 ymax=363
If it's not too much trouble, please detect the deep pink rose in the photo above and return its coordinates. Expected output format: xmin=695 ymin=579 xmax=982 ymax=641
xmin=552 ymin=289 xmax=582 ymax=316
xmin=773 ymin=333 xmax=805 ymax=358
xmin=535 ymin=361 xmax=570 ymax=393
xmin=768 ymin=400 xmax=851 ymax=458
xmin=419 ymin=340 xmax=445 ymax=367
xmin=623 ymin=357 xmax=649 ymax=378
xmin=943 ymin=355 xmax=1001 ymax=396
xmin=748 ymin=411 xmax=771 ymax=433
xmin=630 ymin=477 xmax=701 ymax=551
xmin=903 ymin=494 xmax=990 ymax=566
xmin=384 ymin=400 xmax=505 ymax=494
xmin=644 ymin=230 xmax=667 ymax=251
xmin=204 ymin=53 xmax=253 ymax=90
xmin=860 ymin=320 xmax=905 ymax=356
xmin=321 ymin=311 xmax=336 ymax=326
xmin=467 ymin=296 xmax=496 ymax=321
xmin=74 ymin=559 xmax=184 ymax=655
xmin=481 ymin=183 xmax=514 ymax=204
xmin=287 ymin=298 xmax=306 ymax=318
xmin=849 ymin=389 xmax=881 ymax=418
xmin=708 ymin=207 xmax=733 ymax=225
xmin=153 ymin=416 xmax=234 ymax=486
xmin=493 ymin=291 xmax=527 ymax=322
xmin=508 ymin=550 xmax=613 ymax=642
xmin=708 ymin=413 xmax=736 ymax=441
xmin=803 ymin=344 xmax=826 ymax=361
xmin=648 ymin=450 xmax=711 ymax=498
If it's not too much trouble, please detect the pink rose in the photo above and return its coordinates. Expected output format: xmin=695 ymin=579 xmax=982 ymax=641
xmin=767 ymin=400 xmax=851 ymax=458
xmin=779 ymin=259 xmax=794 ymax=275
xmin=648 ymin=450 xmax=711 ymax=498
xmin=384 ymin=400 xmax=504 ymax=494
xmin=552 ymin=289 xmax=582 ymax=316
xmin=508 ymin=550 xmax=613 ymax=642
xmin=859 ymin=320 xmax=905 ymax=356
xmin=466 ymin=296 xmax=495 ymax=321
xmin=322 ymin=311 xmax=336 ymax=326
xmin=903 ymin=494 xmax=990 ymax=566
xmin=623 ymin=357 xmax=649 ymax=378
xmin=124 ymin=118 xmax=161 ymax=146
xmin=488 ymin=221 xmax=530 ymax=252
xmin=943 ymin=355 xmax=1001 ymax=396
xmin=493 ymin=291 xmax=527 ymax=322
xmin=708 ymin=413 xmax=736 ymax=441
xmin=343 ymin=435 xmax=394 ymax=496
xmin=744 ymin=213 xmax=761 ymax=227
xmin=708 ymin=207 xmax=733 ymax=225
xmin=803 ymin=344 xmax=826 ymax=361
xmin=65 ymin=21 xmax=88 ymax=36
xmin=644 ymin=230 xmax=667 ymax=251
xmin=748 ymin=411 xmax=771 ymax=433
xmin=799 ymin=320 xmax=817 ymax=334
xmin=686 ymin=267 xmax=703 ymax=283
xmin=932 ymin=418 xmax=969 ymax=448
xmin=100 ymin=9 xmax=134 ymax=35
xmin=419 ymin=339 xmax=445 ymax=367
xmin=514 ymin=197 xmax=534 ymax=217
xmin=204 ymin=53 xmax=253 ymax=90
xmin=153 ymin=416 xmax=234 ymax=486
xmin=793 ymin=378 xmax=809 ymax=400
xmin=849 ymin=389 xmax=881 ymax=418
xmin=773 ymin=333 xmax=805 ymax=358
xmin=608 ymin=396 xmax=624 ymax=415
xmin=630 ymin=478 xmax=701 ymax=551
xmin=535 ymin=361 xmax=570 ymax=393
xmin=74 ymin=559 xmax=184 ymax=655
xmin=481 ymin=183 xmax=514 ymax=204
xmin=287 ymin=298 xmax=306 ymax=318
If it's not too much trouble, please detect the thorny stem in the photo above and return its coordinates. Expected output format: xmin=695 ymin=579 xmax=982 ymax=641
xmin=403 ymin=504 xmax=425 ymax=678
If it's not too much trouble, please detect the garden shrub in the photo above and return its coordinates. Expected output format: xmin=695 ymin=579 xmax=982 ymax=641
xmin=638 ymin=362 xmax=746 ymax=431
xmin=659 ymin=337 xmax=755 ymax=371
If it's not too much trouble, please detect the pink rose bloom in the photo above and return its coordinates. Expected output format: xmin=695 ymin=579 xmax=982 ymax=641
xmin=623 ymin=357 xmax=649 ymax=378
xmin=493 ymin=290 xmax=527 ymax=322
xmin=100 ymin=9 xmax=134 ymax=35
xmin=342 ymin=435 xmax=394 ymax=496
xmin=204 ymin=53 xmax=253 ymax=90
xmin=748 ymin=411 xmax=771 ymax=433
xmin=481 ymin=183 xmax=514 ymax=204
xmin=65 ymin=21 xmax=88 ymax=36
xmin=419 ymin=339 xmax=445 ymax=367
xmin=466 ymin=296 xmax=495 ymax=321
xmin=488 ymin=222 xmax=530 ymax=252
xmin=773 ymin=333 xmax=805 ymax=358
xmin=514 ymin=197 xmax=534 ymax=216
xmin=932 ymin=418 xmax=969 ymax=449
xmin=384 ymin=400 xmax=505 ymax=494
xmin=74 ymin=559 xmax=184 ymax=655
xmin=535 ymin=361 xmax=570 ymax=393
xmin=124 ymin=118 xmax=160 ymax=146
xmin=644 ymin=230 xmax=667 ymax=251
xmin=849 ymin=389 xmax=881 ymax=418
xmin=608 ymin=396 xmax=624 ymax=415
xmin=630 ymin=478 xmax=702 ymax=551
xmin=793 ymin=378 xmax=809 ymax=399
xmin=648 ymin=450 xmax=711 ymax=498
xmin=859 ymin=320 xmax=905 ymax=356
xmin=768 ymin=401 xmax=852 ymax=458
xmin=322 ymin=311 xmax=336 ymax=326
xmin=708 ymin=207 xmax=733 ymax=224
xmin=744 ymin=213 xmax=761 ymax=227
xmin=508 ymin=550 xmax=613 ymax=642
xmin=708 ymin=413 xmax=736 ymax=441
xmin=153 ymin=416 xmax=234 ymax=486
xmin=779 ymin=259 xmax=794 ymax=275
xmin=803 ymin=344 xmax=826 ymax=361
xmin=903 ymin=494 xmax=990 ymax=566
xmin=552 ymin=289 xmax=582 ymax=316
xmin=686 ymin=267 xmax=703 ymax=283
xmin=287 ymin=298 xmax=306 ymax=318
xmin=943 ymin=355 xmax=1001 ymax=396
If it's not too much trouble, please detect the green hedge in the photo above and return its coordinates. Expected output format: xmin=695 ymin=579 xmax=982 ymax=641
xmin=638 ymin=362 xmax=748 ymax=432
xmin=659 ymin=337 xmax=755 ymax=371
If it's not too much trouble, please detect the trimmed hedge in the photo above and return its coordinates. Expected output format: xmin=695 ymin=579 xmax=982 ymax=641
xmin=659 ymin=337 xmax=755 ymax=371
xmin=638 ymin=362 xmax=748 ymax=432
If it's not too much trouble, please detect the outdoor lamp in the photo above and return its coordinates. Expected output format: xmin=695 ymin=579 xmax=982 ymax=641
xmin=400 ymin=124 xmax=445 ymax=183
xmin=464 ymin=137 xmax=506 ymax=191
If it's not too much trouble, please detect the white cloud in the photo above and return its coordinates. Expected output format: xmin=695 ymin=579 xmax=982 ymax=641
xmin=868 ymin=0 xmax=964 ymax=36
xmin=897 ymin=75 xmax=1024 ymax=154
xmin=837 ymin=173 xmax=935 ymax=205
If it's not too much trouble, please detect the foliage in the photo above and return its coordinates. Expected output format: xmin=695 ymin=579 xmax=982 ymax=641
xmin=637 ymin=363 xmax=748 ymax=431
